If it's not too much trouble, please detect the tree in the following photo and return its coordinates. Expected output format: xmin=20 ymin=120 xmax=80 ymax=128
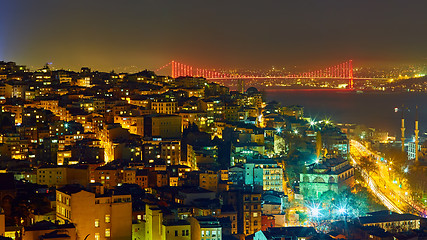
xmin=320 ymin=190 xmax=338 ymax=203
xmin=284 ymin=153 xmax=307 ymax=186
xmin=333 ymin=188 xmax=370 ymax=217
xmin=379 ymin=145 xmax=407 ymax=175
xmin=358 ymin=156 xmax=377 ymax=175
xmin=316 ymin=131 xmax=322 ymax=159
xmin=280 ymin=131 xmax=309 ymax=154
xmin=296 ymin=210 xmax=308 ymax=224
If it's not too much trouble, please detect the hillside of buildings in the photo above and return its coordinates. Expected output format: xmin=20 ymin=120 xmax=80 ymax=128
xmin=0 ymin=61 xmax=426 ymax=240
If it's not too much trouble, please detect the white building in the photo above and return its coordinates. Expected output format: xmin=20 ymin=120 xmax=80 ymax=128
xmin=407 ymin=141 xmax=421 ymax=160
xmin=189 ymin=216 xmax=222 ymax=240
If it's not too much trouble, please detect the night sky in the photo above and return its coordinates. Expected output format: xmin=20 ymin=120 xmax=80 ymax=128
xmin=1 ymin=0 xmax=427 ymax=72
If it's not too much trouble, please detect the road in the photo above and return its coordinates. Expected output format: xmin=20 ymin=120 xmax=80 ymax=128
xmin=349 ymin=139 xmax=424 ymax=215
xmin=349 ymin=155 xmax=403 ymax=213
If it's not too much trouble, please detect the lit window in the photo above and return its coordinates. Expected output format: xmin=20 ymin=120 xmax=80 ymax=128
xmin=105 ymin=215 xmax=110 ymax=223
xmin=105 ymin=229 xmax=110 ymax=237
xmin=95 ymin=219 xmax=100 ymax=227
xmin=95 ymin=233 xmax=100 ymax=240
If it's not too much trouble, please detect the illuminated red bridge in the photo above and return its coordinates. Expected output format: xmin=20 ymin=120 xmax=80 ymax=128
xmin=156 ymin=60 xmax=382 ymax=89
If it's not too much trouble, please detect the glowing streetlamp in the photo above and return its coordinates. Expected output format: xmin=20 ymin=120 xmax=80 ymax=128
xmin=310 ymin=207 xmax=320 ymax=218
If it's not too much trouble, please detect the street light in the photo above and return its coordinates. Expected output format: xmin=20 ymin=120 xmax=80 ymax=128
xmin=310 ymin=206 xmax=320 ymax=217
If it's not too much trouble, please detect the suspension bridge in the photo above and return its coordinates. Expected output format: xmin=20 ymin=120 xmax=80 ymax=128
xmin=155 ymin=60 xmax=385 ymax=89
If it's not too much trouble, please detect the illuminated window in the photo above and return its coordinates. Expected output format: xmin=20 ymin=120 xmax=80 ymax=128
xmin=105 ymin=215 xmax=110 ymax=223
xmin=95 ymin=233 xmax=100 ymax=240
xmin=105 ymin=229 xmax=110 ymax=237
xmin=95 ymin=219 xmax=100 ymax=227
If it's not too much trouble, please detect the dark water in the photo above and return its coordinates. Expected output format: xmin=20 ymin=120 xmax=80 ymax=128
xmin=265 ymin=89 xmax=427 ymax=137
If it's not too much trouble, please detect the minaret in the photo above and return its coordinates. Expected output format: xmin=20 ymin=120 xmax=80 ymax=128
xmin=401 ymin=106 xmax=405 ymax=152
xmin=415 ymin=106 xmax=419 ymax=162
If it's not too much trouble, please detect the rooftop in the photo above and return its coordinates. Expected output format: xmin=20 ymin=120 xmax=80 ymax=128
xmin=163 ymin=219 xmax=190 ymax=226
xmin=24 ymin=221 xmax=75 ymax=231
xmin=359 ymin=213 xmax=423 ymax=224
xmin=0 ymin=173 xmax=15 ymax=191
xmin=195 ymin=216 xmax=222 ymax=228
xmin=259 ymin=227 xmax=317 ymax=239
xmin=57 ymin=184 xmax=84 ymax=195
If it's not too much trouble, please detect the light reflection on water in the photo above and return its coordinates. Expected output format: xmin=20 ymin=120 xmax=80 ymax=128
xmin=265 ymin=89 xmax=427 ymax=137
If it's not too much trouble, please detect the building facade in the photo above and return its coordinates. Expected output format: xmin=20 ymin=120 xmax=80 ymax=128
xmin=56 ymin=186 xmax=132 ymax=240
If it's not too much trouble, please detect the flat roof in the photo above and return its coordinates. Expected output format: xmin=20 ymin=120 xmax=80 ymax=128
xmin=359 ymin=213 xmax=423 ymax=224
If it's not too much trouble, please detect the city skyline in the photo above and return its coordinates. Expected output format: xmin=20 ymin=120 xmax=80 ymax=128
xmin=1 ymin=0 xmax=427 ymax=71
xmin=0 ymin=1 xmax=427 ymax=239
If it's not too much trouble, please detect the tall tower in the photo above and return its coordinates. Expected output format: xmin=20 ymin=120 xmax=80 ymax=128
xmin=238 ymin=79 xmax=245 ymax=93
xmin=171 ymin=60 xmax=176 ymax=78
xmin=401 ymin=106 xmax=405 ymax=152
xmin=415 ymin=106 xmax=419 ymax=162
xmin=349 ymin=60 xmax=354 ymax=89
